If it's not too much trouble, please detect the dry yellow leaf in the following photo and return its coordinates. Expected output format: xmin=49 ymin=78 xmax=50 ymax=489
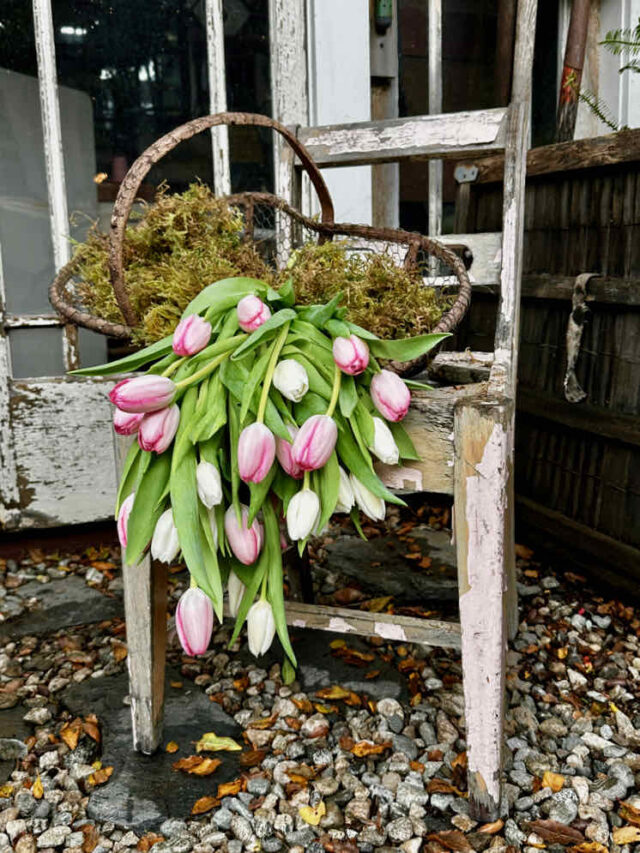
xmin=568 ymin=843 xmax=609 ymax=853
xmin=216 ymin=778 xmax=245 ymax=798
xmin=477 ymin=819 xmax=504 ymax=834
xmin=314 ymin=703 xmax=338 ymax=714
xmin=60 ymin=719 xmax=83 ymax=750
xmin=316 ymin=685 xmax=352 ymax=701
xmin=189 ymin=757 xmax=222 ymax=777
xmin=112 ymin=641 xmax=128 ymax=663
xmin=620 ymin=801 xmax=640 ymax=826
xmin=32 ymin=776 xmax=44 ymax=799
xmin=191 ymin=796 xmax=218 ymax=815
xmin=351 ymin=740 xmax=392 ymax=757
xmin=165 ymin=741 xmax=179 ymax=754
xmin=88 ymin=766 xmax=113 ymax=786
xmin=360 ymin=596 xmax=393 ymax=612
xmin=246 ymin=715 xmax=278 ymax=730
xmin=329 ymin=639 xmax=346 ymax=649
xmin=195 ymin=732 xmax=241 ymax=752
xmin=0 ymin=784 xmax=13 ymax=798
xmin=299 ymin=801 xmax=326 ymax=826
xmin=542 ymin=771 xmax=565 ymax=792
xmin=613 ymin=826 xmax=640 ymax=844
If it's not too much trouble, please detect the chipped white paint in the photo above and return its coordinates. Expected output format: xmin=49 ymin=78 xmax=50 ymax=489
xmin=0 ymin=240 xmax=20 ymax=527
xmin=299 ymin=107 xmax=508 ymax=168
xmin=205 ymin=0 xmax=231 ymax=196
xmin=5 ymin=314 xmax=63 ymax=329
xmin=293 ymin=619 xmax=307 ymax=628
xmin=374 ymin=622 xmax=407 ymax=643
xmin=458 ymin=418 xmax=509 ymax=809
xmin=376 ymin=464 xmax=423 ymax=492
xmin=328 ymin=617 xmax=356 ymax=634
xmin=6 ymin=378 xmax=117 ymax=529
xmin=32 ymin=0 xmax=77 ymax=372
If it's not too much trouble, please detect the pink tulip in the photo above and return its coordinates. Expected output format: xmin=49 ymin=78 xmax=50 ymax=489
xmin=172 ymin=314 xmax=212 ymax=356
xmin=117 ymin=492 xmax=135 ymax=549
xmin=332 ymin=335 xmax=369 ymax=375
xmin=109 ymin=376 xmax=176 ymax=414
xmin=370 ymin=370 xmax=411 ymax=422
xmin=237 ymin=295 xmax=271 ymax=333
xmin=224 ymin=505 xmax=264 ymax=565
xmin=113 ymin=408 xmax=144 ymax=436
xmin=238 ymin=423 xmax=276 ymax=484
xmin=175 ymin=587 xmax=214 ymax=656
xmin=138 ymin=404 xmax=180 ymax=453
xmin=291 ymin=414 xmax=338 ymax=471
xmin=275 ymin=425 xmax=304 ymax=479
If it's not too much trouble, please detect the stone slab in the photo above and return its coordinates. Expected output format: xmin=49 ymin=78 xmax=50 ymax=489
xmin=61 ymin=669 xmax=241 ymax=833
xmin=1 ymin=575 xmax=123 ymax=638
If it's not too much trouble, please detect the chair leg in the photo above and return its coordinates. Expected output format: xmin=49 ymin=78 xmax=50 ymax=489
xmin=504 ymin=453 xmax=519 ymax=641
xmin=454 ymin=399 xmax=512 ymax=821
xmin=116 ymin=435 xmax=167 ymax=754
xmin=122 ymin=554 xmax=167 ymax=754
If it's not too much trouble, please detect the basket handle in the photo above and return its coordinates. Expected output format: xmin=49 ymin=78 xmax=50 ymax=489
xmin=108 ymin=112 xmax=335 ymax=327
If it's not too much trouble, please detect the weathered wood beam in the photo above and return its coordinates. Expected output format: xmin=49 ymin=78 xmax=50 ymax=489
xmin=283 ymin=602 xmax=461 ymax=649
xmin=518 ymin=387 xmax=640 ymax=449
xmin=470 ymin=274 xmax=640 ymax=306
xmin=298 ymin=108 xmax=509 ymax=168
xmin=465 ymin=128 xmax=640 ymax=184
xmin=428 ymin=351 xmax=493 ymax=385
xmin=454 ymin=398 xmax=513 ymax=821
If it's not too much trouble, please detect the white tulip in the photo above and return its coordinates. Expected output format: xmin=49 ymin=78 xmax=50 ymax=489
xmin=151 ymin=508 xmax=180 ymax=563
xmin=286 ymin=489 xmax=321 ymax=541
xmin=349 ymin=474 xmax=386 ymax=522
xmin=196 ymin=461 xmax=223 ymax=508
xmin=369 ymin=417 xmax=400 ymax=465
xmin=227 ymin=570 xmax=246 ymax=618
xmin=272 ymin=359 xmax=309 ymax=402
xmin=247 ymin=599 xmax=276 ymax=656
xmin=335 ymin=467 xmax=355 ymax=513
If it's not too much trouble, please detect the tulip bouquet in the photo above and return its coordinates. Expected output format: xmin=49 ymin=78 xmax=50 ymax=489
xmin=76 ymin=276 xmax=446 ymax=677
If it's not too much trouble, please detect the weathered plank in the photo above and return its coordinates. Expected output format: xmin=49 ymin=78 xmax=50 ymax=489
xmin=7 ymin=377 xmax=116 ymax=528
xmin=283 ymin=601 xmax=461 ymax=649
xmin=298 ymin=108 xmax=509 ymax=168
xmin=378 ymin=382 xmax=488 ymax=496
xmin=117 ymin=436 xmax=167 ymax=754
xmin=205 ymin=0 xmax=230 ymax=195
xmin=467 ymin=128 xmax=640 ymax=185
xmin=427 ymin=0 xmax=443 ymax=243
xmin=428 ymin=351 xmax=494 ymax=385
xmin=0 ymin=246 xmax=20 ymax=529
xmin=454 ymin=398 xmax=512 ymax=821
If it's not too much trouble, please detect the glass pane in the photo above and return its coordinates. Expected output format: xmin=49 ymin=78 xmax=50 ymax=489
xmin=9 ymin=328 xmax=64 ymax=379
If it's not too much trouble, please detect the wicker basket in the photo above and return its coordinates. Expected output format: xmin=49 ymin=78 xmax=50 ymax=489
xmin=49 ymin=112 xmax=472 ymax=375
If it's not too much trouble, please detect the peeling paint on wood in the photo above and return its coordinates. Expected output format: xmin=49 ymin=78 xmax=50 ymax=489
xmin=299 ymin=108 xmax=508 ymax=168
xmin=205 ymin=0 xmax=230 ymax=195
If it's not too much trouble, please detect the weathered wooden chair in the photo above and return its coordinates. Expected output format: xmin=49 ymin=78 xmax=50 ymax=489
xmin=118 ymin=0 xmax=536 ymax=822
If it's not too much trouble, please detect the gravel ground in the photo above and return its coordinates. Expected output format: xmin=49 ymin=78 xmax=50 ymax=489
xmin=1 ymin=504 xmax=639 ymax=853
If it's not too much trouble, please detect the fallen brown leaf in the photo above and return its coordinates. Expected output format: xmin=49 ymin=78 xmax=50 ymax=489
xmin=60 ymin=719 xmax=83 ymax=750
xmin=189 ymin=757 xmax=222 ymax=777
xmin=165 ymin=741 xmax=179 ymax=754
xmin=246 ymin=714 xmax=278 ymax=730
xmin=292 ymin=697 xmax=313 ymax=713
xmin=360 ymin=596 xmax=393 ymax=612
xmin=526 ymin=820 xmax=584 ymax=845
xmin=172 ymin=756 xmax=204 ymax=772
xmin=239 ymin=750 xmax=266 ymax=767
xmin=478 ymin=819 xmax=504 ymax=834
xmin=568 ymin=843 xmax=609 ymax=853
xmin=80 ymin=822 xmax=100 ymax=852
xmin=426 ymin=779 xmax=467 ymax=797
xmin=426 ymin=829 xmax=474 ymax=852
xmin=88 ymin=765 xmax=113 ymax=786
xmin=136 ymin=832 xmax=164 ymax=851
xmin=216 ymin=778 xmax=245 ymax=798
xmin=515 ymin=543 xmax=534 ymax=559
xmin=111 ymin=641 xmax=128 ymax=663
xmin=83 ymin=718 xmax=101 ymax=743
xmin=620 ymin=800 xmax=640 ymax=826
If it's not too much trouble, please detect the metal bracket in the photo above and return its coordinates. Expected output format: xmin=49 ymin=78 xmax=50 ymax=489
xmin=454 ymin=164 xmax=479 ymax=184
xmin=563 ymin=272 xmax=599 ymax=403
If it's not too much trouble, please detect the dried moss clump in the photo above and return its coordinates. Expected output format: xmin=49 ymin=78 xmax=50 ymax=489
xmin=282 ymin=240 xmax=444 ymax=339
xmin=75 ymin=183 xmax=273 ymax=344
xmin=74 ymin=183 xmax=447 ymax=344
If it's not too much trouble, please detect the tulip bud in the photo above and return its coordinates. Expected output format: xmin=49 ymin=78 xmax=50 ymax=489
xmin=292 ymin=414 xmax=338 ymax=471
xmin=150 ymin=508 xmax=180 ymax=563
xmin=238 ymin=423 xmax=276 ymax=484
xmin=332 ymin=334 xmax=369 ymax=375
xmin=138 ymin=404 xmax=180 ymax=453
xmin=224 ymin=504 xmax=264 ymax=565
xmin=286 ymin=489 xmax=321 ymax=541
xmin=113 ymin=408 xmax=144 ymax=436
xmin=370 ymin=370 xmax=411 ymax=422
xmin=272 ymin=359 xmax=309 ymax=402
xmin=227 ymin=570 xmax=246 ymax=618
xmin=175 ymin=587 xmax=214 ymax=656
xmin=117 ymin=492 xmax=135 ymax=549
xmin=275 ymin=425 xmax=303 ymax=479
xmin=109 ymin=375 xmax=176 ymax=413
xmin=369 ymin=417 xmax=400 ymax=465
xmin=237 ymin=294 xmax=271 ymax=333
xmin=247 ymin=599 xmax=276 ymax=657
xmin=335 ymin=467 xmax=355 ymax=513
xmin=350 ymin=474 xmax=386 ymax=521
xmin=172 ymin=314 xmax=212 ymax=356
xmin=196 ymin=461 xmax=223 ymax=508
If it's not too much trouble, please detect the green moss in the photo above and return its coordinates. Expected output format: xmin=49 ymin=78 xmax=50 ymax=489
xmin=74 ymin=183 xmax=447 ymax=344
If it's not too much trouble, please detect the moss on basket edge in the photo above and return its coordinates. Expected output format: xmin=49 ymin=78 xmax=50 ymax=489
xmin=73 ymin=183 xmax=446 ymax=344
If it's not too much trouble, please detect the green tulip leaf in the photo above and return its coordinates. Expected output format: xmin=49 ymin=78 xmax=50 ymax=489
xmin=368 ymin=332 xmax=450 ymax=362
xmin=181 ymin=277 xmax=268 ymax=319
xmin=70 ymin=335 xmax=174 ymax=376
xmin=231 ymin=309 xmax=296 ymax=361
xmin=338 ymin=374 xmax=358 ymax=418
xmin=263 ymin=501 xmax=297 ymax=665
xmin=125 ymin=452 xmax=171 ymax=565
xmin=296 ymin=292 xmax=343 ymax=328
xmin=389 ymin=421 xmax=420 ymax=461
xmin=313 ymin=451 xmax=340 ymax=533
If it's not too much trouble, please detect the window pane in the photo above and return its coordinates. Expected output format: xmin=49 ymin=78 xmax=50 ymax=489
xmin=9 ymin=328 xmax=64 ymax=379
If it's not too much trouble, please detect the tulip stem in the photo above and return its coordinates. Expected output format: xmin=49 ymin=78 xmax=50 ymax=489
xmin=325 ymin=362 xmax=342 ymax=417
xmin=257 ymin=323 xmax=290 ymax=424
xmin=190 ymin=574 xmax=198 ymax=589
xmin=260 ymin=569 xmax=268 ymax=600
xmin=162 ymin=357 xmax=186 ymax=377
xmin=174 ymin=351 xmax=231 ymax=389
xmin=303 ymin=471 xmax=310 ymax=490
